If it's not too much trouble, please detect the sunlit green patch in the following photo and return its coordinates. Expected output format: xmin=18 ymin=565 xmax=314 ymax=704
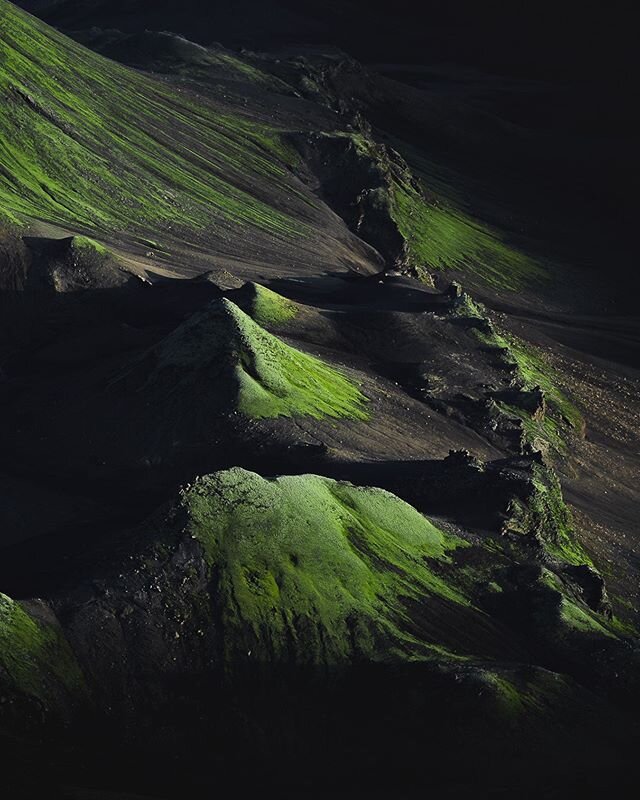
xmin=345 ymin=131 xmax=549 ymax=291
xmin=390 ymin=180 xmax=549 ymax=291
xmin=0 ymin=206 xmax=24 ymax=228
xmin=71 ymin=235 xmax=108 ymax=255
xmin=146 ymin=299 xmax=369 ymax=420
xmin=244 ymin=282 xmax=299 ymax=326
xmin=0 ymin=1 xmax=309 ymax=242
xmin=506 ymin=463 xmax=591 ymax=567
xmin=478 ymin=667 xmax=580 ymax=720
xmin=182 ymin=468 xmax=474 ymax=664
xmin=539 ymin=570 xmax=616 ymax=638
xmin=503 ymin=335 xmax=584 ymax=432
xmin=473 ymin=321 xmax=583 ymax=453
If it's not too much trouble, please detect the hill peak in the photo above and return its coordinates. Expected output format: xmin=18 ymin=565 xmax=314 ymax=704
xmin=147 ymin=298 xmax=368 ymax=420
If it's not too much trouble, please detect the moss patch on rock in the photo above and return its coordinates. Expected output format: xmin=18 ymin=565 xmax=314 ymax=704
xmin=390 ymin=176 xmax=549 ymax=291
xmin=341 ymin=132 xmax=546 ymax=290
xmin=504 ymin=463 xmax=591 ymax=567
xmin=473 ymin=318 xmax=584 ymax=453
xmin=0 ymin=594 xmax=84 ymax=704
xmin=70 ymin=235 xmax=108 ymax=256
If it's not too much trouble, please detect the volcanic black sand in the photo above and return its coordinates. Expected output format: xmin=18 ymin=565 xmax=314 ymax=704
xmin=1 ymin=1 xmax=639 ymax=798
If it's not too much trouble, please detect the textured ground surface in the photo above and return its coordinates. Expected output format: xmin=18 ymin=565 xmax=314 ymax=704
xmin=1 ymin=1 xmax=638 ymax=797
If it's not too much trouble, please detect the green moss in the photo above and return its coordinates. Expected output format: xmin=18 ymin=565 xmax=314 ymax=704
xmin=0 ymin=206 xmax=23 ymax=228
xmin=182 ymin=468 xmax=473 ymax=664
xmin=150 ymin=36 xmax=292 ymax=93
xmin=607 ymin=614 xmax=639 ymax=638
xmin=499 ymin=401 xmax=566 ymax=454
xmin=506 ymin=335 xmax=583 ymax=431
xmin=474 ymin=321 xmax=583 ymax=453
xmin=245 ymin=283 xmax=299 ymax=326
xmin=480 ymin=671 xmax=527 ymax=715
xmin=0 ymin=593 xmax=85 ymax=703
xmin=506 ymin=464 xmax=591 ymax=567
xmin=389 ymin=179 xmax=549 ymax=291
xmin=178 ymin=48 xmax=278 ymax=87
xmin=479 ymin=667 xmax=578 ymax=720
xmin=71 ymin=235 xmax=108 ymax=256
xmin=560 ymin=598 xmax=616 ymax=638
xmin=540 ymin=570 xmax=616 ymax=638
xmin=150 ymin=298 xmax=369 ymax=420
xmin=347 ymin=130 xmax=549 ymax=290
xmin=0 ymin=0 xmax=308 ymax=242
xmin=452 ymin=291 xmax=484 ymax=319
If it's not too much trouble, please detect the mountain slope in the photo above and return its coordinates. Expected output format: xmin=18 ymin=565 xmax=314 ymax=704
xmin=143 ymin=297 xmax=369 ymax=420
xmin=0 ymin=3 xmax=638 ymax=798
xmin=1 ymin=467 xmax=636 ymax=795
xmin=0 ymin=0 xmax=375 ymax=275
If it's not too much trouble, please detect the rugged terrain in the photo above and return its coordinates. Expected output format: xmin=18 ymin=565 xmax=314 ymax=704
xmin=1 ymin=1 xmax=639 ymax=797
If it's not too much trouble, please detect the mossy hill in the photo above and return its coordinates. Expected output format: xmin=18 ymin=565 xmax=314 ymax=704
xmin=139 ymin=298 xmax=367 ymax=420
xmin=0 ymin=232 xmax=131 ymax=292
xmin=182 ymin=468 xmax=473 ymax=664
xmin=240 ymin=282 xmax=300 ymax=326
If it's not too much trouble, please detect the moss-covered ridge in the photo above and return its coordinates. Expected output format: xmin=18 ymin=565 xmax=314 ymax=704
xmin=472 ymin=314 xmax=584 ymax=454
xmin=0 ymin=0 xmax=308 ymax=240
xmin=504 ymin=462 xmax=591 ymax=567
xmin=147 ymin=298 xmax=368 ymax=420
xmin=182 ymin=468 xmax=476 ymax=664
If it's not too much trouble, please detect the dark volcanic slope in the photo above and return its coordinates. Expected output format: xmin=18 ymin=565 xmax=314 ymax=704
xmin=0 ymin=0 xmax=380 ymax=278
xmin=14 ymin=0 xmax=638 ymax=308
xmin=1 ymin=2 xmax=639 ymax=798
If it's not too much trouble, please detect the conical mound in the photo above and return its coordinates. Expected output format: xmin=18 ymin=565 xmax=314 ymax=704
xmin=239 ymin=281 xmax=300 ymax=326
xmin=145 ymin=298 xmax=368 ymax=420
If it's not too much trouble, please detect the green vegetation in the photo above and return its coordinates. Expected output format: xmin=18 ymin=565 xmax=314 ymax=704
xmin=539 ymin=569 xmax=616 ymax=638
xmin=504 ymin=402 xmax=566 ymax=454
xmin=182 ymin=468 xmax=472 ymax=664
xmin=132 ymin=32 xmax=293 ymax=92
xmin=504 ymin=335 xmax=584 ymax=431
xmin=151 ymin=298 xmax=368 ymax=420
xmin=390 ymin=179 xmax=549 ymax=291
xmin=473 ymin=319 xmax=583 ymax=453
xmin=0 ymin=0 xmax=309 ymax=241
xmin=0 ymin=593 xmax=85 ymax=703
xmin=479 ymin=667 xmax=580 ymax=720
xmin=186 ymin=51 xmax=294 ymax=95
xmin=0 ymin=206 xmax=23 ymax=228
xmin=506 ymin=463 xmax=591 ymax=566
xmin=244 ymin=282 xmax=299 ymax=326
xmin=384 ymin=135 xmax=556 ymax=292
xmin=71 ymin=235 xmax=109 ymax=256
xmin=560 ymin=596 xmax=616 ymax=638
xmin=347 ymin=131 xmax=548 ymax=291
